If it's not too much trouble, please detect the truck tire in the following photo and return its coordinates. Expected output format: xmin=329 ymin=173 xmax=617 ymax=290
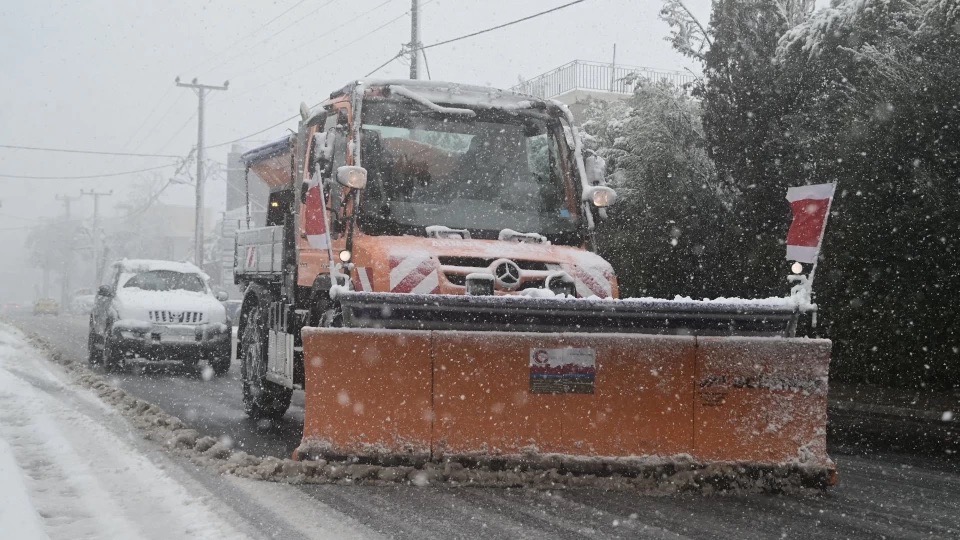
xmin=239 ymin=292 xmax=292 ymax=419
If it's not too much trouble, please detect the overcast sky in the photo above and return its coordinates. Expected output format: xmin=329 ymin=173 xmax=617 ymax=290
xmin=1 ymin=0 xmax=714 ymax=300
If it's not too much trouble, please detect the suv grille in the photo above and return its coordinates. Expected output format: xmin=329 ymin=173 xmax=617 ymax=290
xmin=149 ymin=311 xmax=204 ymax=324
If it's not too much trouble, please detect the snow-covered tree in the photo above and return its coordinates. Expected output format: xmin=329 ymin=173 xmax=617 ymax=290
xmin=773 ymin=0 xmax=960 ymax=389
xmin=580 ymin=81 xmax=732 ymax=298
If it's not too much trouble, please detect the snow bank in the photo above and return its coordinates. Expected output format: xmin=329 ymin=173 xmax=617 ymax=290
xmin=0 ymin=324 xmax=247 ymax=539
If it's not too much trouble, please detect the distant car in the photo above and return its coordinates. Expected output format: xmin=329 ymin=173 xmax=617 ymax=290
xmin=33 ymin=298 xmax=59 ymax=316
xmin=87 ymin=259 xmax=231 ymax=374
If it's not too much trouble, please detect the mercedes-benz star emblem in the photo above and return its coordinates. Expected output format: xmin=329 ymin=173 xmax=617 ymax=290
xmin=492 ymin=259 xmax=521 ymax=289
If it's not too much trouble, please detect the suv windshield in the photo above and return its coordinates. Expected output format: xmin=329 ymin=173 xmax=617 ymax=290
xmin=358 ymin=98 xmax=577 ymax=241
xmin=123 ymin=270 xmax=206 ymax=293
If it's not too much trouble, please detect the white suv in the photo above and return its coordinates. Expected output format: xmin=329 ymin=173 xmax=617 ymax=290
xmin=88 ymin=259 xmax=231 ymax=373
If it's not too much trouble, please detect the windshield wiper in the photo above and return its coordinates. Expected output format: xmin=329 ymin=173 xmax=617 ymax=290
xmin=388 ymin=85 xmax=476 ymax=117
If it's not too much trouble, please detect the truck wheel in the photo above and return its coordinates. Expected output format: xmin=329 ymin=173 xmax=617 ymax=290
xmin=240 ymin=295 xmax=292 ymax=419
xmin=87 ymin=330 xmax=102 ymax=366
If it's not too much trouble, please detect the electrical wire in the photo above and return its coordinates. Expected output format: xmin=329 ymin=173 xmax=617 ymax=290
xmin=0 ymin=163 xmax=178 ymax=181
xmin=155 ymin=112 xmax=198 ymax=154
xmin=419 ymin=0 xmax=586 ymax=52
xmin=233 ymin=8 xmax=412 ymax=100
xmin=0 ymin=144 xmax=180 ymax=159
xmin=364 ymin=52 xmax=404 ymax=77
xmin=183 ymin=0 xmax=312 ymax=76
xmin=365 ymin=1 xmax=584 ymax=78
xmin=203 ymin=0 xmax=341 ymax=78
xmin=206 ymin=112 xmax=303 ymax=150
xmin=421 ymin=47 xmax=432 ymax=80
xmin=229 ymin=0 xmax=395 ymax=83
xmin=120 ymin=86 xmax=176 ymax=151
xmin=127 ymin=93 xmax=187 ymax=153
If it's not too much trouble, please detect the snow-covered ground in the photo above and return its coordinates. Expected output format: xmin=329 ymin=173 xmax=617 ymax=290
xmin=0 ymin=323 xmax=248 ymax=540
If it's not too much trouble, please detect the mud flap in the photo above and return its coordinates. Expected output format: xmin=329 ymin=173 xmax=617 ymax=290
xmin=299 ymin=328 xmax=834 ymax=482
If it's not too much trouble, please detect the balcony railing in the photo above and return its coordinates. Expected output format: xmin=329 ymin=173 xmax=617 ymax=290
xmin=511 ymin=60 xmax=696 ymax=99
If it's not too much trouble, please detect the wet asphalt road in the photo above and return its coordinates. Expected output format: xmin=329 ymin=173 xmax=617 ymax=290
xmin=6 ymin=311 xmax=960 ymax=539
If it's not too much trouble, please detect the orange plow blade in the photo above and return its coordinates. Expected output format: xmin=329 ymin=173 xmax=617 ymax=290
xmin=299 ymin=328 xmax=835 ymax=485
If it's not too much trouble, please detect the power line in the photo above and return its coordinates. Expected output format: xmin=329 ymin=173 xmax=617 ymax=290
xmin=420 ymin=0 xmax=586 ymax=52
xmin=121 ymin=87 xmax=175 ymax=151
xmin=365 ymin=53 xmax=404 ymax=77
xmin=207 ymin=112 xmax=303 ymax=149
xmin=184 ymin=0 xmax=312 ymax=76
xmin=234 ymin=8 xmax=413 ymax=100
xmin=0 ymin=144 xmax=180 ymax=159
xmin=204 ymin=0 xmax=341 ymax=78
xmin=0 ymin=163 xmax=178 ymax=181
xmin=207 ymin=0 xmax=447 ymax=150
xmin=156 ymin=112 xmax=198 ymax=154
xmin=228 ymin=0 xmax=395 ymax=83
xmin=128 ymin=93 xmax=187 ymax=152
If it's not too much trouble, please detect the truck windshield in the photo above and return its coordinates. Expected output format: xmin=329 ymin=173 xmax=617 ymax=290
xmin=358 ymin=98 xmax=578 ymax=241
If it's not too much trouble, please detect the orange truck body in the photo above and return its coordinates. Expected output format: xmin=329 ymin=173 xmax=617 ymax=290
xmin=234 ymin=79 xmax=835 ymax=485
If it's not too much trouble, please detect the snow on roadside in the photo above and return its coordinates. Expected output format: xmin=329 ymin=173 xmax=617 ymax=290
xmin=0 ymin=323 xmax=249 ymax=540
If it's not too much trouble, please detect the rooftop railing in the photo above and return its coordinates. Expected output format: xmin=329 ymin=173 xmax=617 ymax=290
xmin=511 ymin=60 xmax=696 ymax=99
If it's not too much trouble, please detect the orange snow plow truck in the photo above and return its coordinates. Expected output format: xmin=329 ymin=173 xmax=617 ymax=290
xmin=234 ymin=80 xmax=835 ymax=487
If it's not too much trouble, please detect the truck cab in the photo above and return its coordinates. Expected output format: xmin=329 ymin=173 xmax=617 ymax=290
xmin=234 ymin=80 xmax=619 ymax=418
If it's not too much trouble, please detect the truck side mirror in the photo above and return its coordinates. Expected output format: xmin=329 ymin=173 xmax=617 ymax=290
xmin=97 ymin=285 xmax=113 ymax=298
xmin=336 ymin=166 xmax=367 ymax=190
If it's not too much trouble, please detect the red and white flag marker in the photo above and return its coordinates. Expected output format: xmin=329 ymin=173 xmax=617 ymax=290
xmin=786 ymin=183 xmax=836 ymax=265
xmin=785 ymin=183 xmax=836 ymax=323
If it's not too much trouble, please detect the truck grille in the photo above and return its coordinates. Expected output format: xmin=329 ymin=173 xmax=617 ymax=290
xmin=149 ymin=311 xmax=204 ymax=324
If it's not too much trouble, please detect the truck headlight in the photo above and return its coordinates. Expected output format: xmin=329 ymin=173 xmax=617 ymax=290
xmin=584 ymin=186 xmax=618 ymax=208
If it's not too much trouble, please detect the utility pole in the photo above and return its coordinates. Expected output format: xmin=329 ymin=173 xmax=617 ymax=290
xmin=175 ymin=77 xmax=229 ymax=269
xmin=409 ymin=0 xmax=421 ymax=79
xmin=81 ymin=189 xmax=113 ymax=289
xmin=55 ymin=194 xmax=81 ymax=306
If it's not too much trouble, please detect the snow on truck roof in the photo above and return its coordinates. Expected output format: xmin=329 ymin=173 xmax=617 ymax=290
xmin=114 ymin=259 xmax=207 ymax=277
xmin=356 ymin=79 xmax=548 ymax=110
xmin=243 ymin=79 xmax=551 ymax=168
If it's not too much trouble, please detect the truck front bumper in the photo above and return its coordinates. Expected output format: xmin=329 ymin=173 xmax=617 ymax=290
xmin=111 ymin=321 xmax=231 ymax=361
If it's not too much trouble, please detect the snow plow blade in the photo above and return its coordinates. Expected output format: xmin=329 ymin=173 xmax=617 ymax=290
xmin=299 ymin=320 xmax=836 ymax=487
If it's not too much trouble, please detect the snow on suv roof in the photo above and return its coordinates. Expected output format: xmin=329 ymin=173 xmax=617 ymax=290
xmin=114 ymin=259 xmax=206 ymax=278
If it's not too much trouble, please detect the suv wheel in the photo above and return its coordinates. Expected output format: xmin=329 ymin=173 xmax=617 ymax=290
xmin=87 ymin=330 xmax=102 ymax=366
xmin=102 ymin=326 xmax=125 ymax=372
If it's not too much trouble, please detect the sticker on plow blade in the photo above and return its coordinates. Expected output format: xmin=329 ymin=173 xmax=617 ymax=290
xmin=529 ymin=348 xmax=596 ymax=394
